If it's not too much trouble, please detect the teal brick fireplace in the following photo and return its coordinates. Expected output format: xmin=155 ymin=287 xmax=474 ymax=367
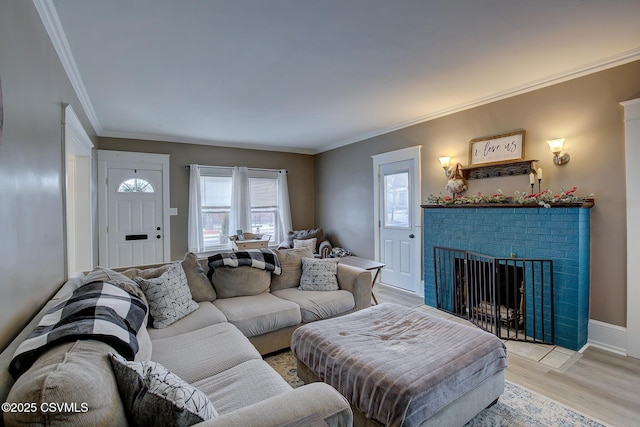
xmin=423 ymin=204 xmax=592 ymax=350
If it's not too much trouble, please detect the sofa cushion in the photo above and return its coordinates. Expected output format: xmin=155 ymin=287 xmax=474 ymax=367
xmin=147 ymin=302 xmax=227 ymax=340
xmin=120 ymin=264 xmax=168 ymax=281
xmin=193 ymin=359 xmax=292 ymax=414
xmin=211 ymin=266 xmax=271 ymax=298
xmin=136 ymin=262 xmax=199 ymax=329
xmin=84 ymin=266 xmax=147 ymax=302
xmin=4 ymin=340 xmax=128 ymax=427
xmin=271 ymin=248 xmax=314 ymax=291
xmin=151 ymin=322 xmax=261 ymax=384
xmin=135 ymin=320 xmax=153 ymax=361
xmin=299 ymin=257 xmax=340 ymax=291
xmin=110 ymin=353 xmax=217 ymax=426
xmin=182 ymin=252 xmax=217 ymax=302
xmin=293 ymin=238 xmax=317 ymax=252
xmin=272 ymin=288 xmax=355 ymax=323
xmin=213 ymin=294 xmax=302 ymax=337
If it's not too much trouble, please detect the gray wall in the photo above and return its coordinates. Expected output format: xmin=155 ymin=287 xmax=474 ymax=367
xmin=0 ymin=1 xmax=97 ymax=350
xmin=98 ymin=138 xmax=315 ymax=260
xmin=316 ymin=60 xmax=640 ymax=328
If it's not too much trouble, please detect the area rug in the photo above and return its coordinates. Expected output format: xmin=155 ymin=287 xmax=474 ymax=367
xmin=264 ymin=350 xmax=607 ymax=427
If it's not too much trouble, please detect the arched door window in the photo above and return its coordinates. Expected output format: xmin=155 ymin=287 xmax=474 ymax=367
xmin=117 ymin=178 xmax=154 ymax=193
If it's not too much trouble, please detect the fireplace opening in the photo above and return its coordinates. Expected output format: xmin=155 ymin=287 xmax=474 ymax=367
xmin=434 ymin=247 xmax=554 ymax=344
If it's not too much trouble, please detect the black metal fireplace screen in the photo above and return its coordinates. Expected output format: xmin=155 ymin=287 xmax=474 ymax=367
xmin=433 ymin=246 xmax=554 ymax=344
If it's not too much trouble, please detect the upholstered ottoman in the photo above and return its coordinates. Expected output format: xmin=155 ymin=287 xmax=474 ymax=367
xmin=291 ymin=303 xmax=507 ymax=427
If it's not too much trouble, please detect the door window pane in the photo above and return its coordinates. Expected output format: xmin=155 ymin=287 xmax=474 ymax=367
xmin=117 ymin=178 xmax=154 ymax=193
xmin=384 ymin=172 xmax=409 ymax=228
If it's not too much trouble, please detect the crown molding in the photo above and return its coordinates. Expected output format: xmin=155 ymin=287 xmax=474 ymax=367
xmin=33 ymin=0 xmax=102 ymax=135
xmin=99 ymin=130 xmax=316 ymax=155
xmin=317 ymin=47 xmax=640 ymax=153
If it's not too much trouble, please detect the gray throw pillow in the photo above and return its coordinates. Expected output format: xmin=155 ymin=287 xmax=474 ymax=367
xmin=109 ymin=353 xmax=217 ymax=427
xmin=135 ymin=262 xmax=199 ymax=328
xmin=299 ymin=257 xmax=340 ymax=291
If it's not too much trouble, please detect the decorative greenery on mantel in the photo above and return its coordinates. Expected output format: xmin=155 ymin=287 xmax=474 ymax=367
xmin=423 ymin=187 xmax=595 ymax=209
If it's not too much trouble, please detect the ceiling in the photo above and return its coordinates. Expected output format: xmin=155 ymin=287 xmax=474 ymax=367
xmin=42 ymin=0 xmax=640 ymax=154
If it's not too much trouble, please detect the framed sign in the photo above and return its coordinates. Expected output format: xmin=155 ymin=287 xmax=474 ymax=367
xmin=468 ymin=130 xmax=525 ymax=166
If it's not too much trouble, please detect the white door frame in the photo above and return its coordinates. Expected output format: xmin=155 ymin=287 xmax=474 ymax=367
xmin=622 ymin=98 xmax=640 ymax=358
xmin=64 ymin=105 xmax=94 ymax=275
xmin=372 ymin=146 xmax=422 ymax=295
xmin=97 ymin=150 xmax=171 ymax=266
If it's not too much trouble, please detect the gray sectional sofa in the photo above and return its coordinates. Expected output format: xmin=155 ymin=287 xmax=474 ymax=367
xmin=0 ymin=247 xmax=372 ymax=426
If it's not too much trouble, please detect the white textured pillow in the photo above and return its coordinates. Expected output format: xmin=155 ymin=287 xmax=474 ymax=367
xmin=299 ymin=257 xmax=340 ymax=291
xmin=293 ymin=238 xmax=317 ymax=253
xmin=109 ymin=353 xmax=217 ymax=426
xmin=135 ymin=262 xmax=198 ymax=329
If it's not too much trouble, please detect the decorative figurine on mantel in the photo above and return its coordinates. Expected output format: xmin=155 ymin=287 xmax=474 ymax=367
xmin=445 ymin=163 xmax=468 ymax=195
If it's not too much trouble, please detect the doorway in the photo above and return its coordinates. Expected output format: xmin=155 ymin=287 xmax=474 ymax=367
xmin=64 ymin=105 xmax=93 ymax=274
xmin=623 ymin=98 xmax=640 ymax=358
xmin=372 ymin=146 xmax=422 ymax=296
xmin=98 ymin=150 xmax=170 ymax=267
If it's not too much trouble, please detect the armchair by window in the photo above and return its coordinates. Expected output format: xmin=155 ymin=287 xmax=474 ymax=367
xmin=278 ymin=228 xmax=333 ymax=258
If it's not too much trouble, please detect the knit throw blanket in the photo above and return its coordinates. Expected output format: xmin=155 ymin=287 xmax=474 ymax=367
xmin=10 ymin=281 xmax=147 ymax=379
xmin=207 ymin=249 xmax=282 ymax=280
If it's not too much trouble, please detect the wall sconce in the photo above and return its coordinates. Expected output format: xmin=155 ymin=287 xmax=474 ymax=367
xmin=438 ymin=156 xmax=452 ymax=177
xmin=547 ymin=138 xmax=570 ymax=165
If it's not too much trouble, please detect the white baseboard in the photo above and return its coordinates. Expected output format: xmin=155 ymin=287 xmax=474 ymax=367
xmin=587 ymin=319 xmax=628 ymax=356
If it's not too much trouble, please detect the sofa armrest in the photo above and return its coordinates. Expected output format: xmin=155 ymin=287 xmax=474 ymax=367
xmin=195 ymin=383 xmax=352 ymax=427
xmin=317 ymin=240 xmax=332 ymax=258
xmin=336 ymin=264 xmax=372 ymax=311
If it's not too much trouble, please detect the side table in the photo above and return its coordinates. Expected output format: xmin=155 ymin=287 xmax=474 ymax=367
xmin=338 ymin=256 xmax=385 ymax=305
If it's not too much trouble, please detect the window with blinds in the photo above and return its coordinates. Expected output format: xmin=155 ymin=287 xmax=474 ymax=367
xmin=198 ymin=168 xmax=280 ymax=251
xmin=249 ymin=176 xmax=278 ymax=237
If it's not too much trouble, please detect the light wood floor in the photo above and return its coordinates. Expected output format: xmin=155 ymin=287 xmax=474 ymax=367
xmin=375 ymin=283 xmax=640 ymax=426
xmin=506 ymin=346 xmax=640 ymax=426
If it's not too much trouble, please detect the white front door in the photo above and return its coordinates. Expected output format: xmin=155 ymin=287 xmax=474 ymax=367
xmin=98 ymin=150 xmax=171 ymax=268
xmin=379 ymin=160 xmax=418 ymax=291
xmin=107 ymin=168 xmax=164 ymax=267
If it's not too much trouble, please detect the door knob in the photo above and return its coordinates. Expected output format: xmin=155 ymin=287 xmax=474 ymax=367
xmin=156 ymin=235 xmax=161 ymax=239
xmin=409 ymin=234 xmax=415 ymax=238
xmin=156 ymin=227 xmax=161 ymax=231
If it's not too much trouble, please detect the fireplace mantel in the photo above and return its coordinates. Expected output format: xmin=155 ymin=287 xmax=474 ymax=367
xmin=421 ymin=199 xmax=594 ymax=209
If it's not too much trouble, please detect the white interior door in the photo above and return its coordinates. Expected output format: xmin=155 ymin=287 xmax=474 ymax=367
xmin=374 ymin=148 xmax=422 ymax=294
xmin=107 ymin=168 xmax=164 ymax=268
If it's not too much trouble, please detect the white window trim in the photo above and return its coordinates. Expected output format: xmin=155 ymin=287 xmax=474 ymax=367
xmin=194 ymin=166 xmax=285 ymax=254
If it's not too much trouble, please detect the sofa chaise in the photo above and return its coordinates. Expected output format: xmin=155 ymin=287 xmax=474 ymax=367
xmin=0 ymin=247 xmax=372 ymax=426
